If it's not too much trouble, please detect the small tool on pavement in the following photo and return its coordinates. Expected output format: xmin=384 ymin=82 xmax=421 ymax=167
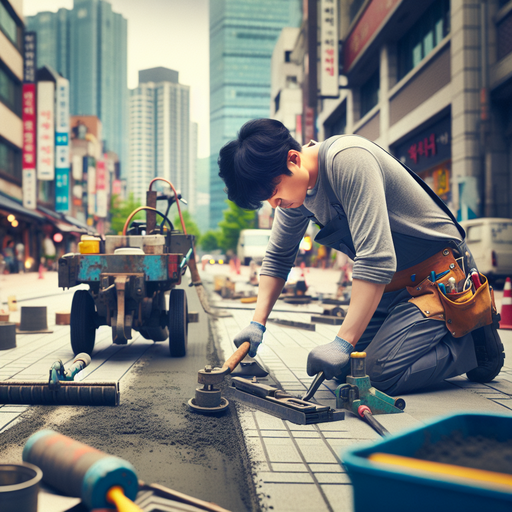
xmin=23 ymin=430 xmax=140 ymax=511
xmin=302 ymin=370 xmax=326 ymax=402
xmin=188 ymin=341 xmax=269 ymax=414
xmin=335 ymin=352 xmax=405 ymax=415
xmin=0 ymin=354 xmax=120 ymax=406
xmin=230 ymin=376 xmax=344 ymax=425
xmin=358 ymin=405 xmax=389 ymax=437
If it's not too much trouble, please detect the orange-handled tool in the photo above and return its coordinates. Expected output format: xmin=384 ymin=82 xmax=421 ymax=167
xmin=106 ymin=486 xmax=143 ymax=512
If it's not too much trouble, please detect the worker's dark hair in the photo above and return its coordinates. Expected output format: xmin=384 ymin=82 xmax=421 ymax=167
xmin=218 ymin=118 xmax=301 ymax=210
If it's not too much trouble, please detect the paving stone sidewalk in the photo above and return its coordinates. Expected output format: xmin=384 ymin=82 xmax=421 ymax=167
xmin=203 ymin=266 xmax=512 ymax=512
xmin=1 ymin=269 xmax=511 ymax=512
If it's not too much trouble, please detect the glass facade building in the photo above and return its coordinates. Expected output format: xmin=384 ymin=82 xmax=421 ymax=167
xmin=129 ymin=68 xmax=193 ymax=207
xmin=26 ymin=0 xmax=128 ymax=175
xmin=209 ymin=0 xmax=301 ymax=228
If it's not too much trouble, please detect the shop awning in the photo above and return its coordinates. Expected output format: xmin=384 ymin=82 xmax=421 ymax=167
xmin=37 ymin=206 xmax=95 ymax=235
xmin=0 ymin=193 xmax=46 ymax=222
xmin=63 ymin=215 xmax=97 ymax=235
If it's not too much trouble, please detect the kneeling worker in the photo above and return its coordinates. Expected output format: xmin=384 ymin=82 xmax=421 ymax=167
xmin=217 ymin=119 xmax=505 ymax=395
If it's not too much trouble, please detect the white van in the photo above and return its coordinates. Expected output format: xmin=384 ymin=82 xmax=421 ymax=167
xmin=237 ymin=229 xmax=272 ymax=265
xmin=460 ymin=218 xmax=512 ymax=282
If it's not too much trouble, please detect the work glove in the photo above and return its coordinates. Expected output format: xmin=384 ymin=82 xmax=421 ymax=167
xmin=233 ymin=321 xmax=266 ymax=358
xmin=307 ymin=336 xmax=354 ymax=380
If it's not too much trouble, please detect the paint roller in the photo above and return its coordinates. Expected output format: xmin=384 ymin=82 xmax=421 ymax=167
xmin=23 ymin=430 xmax=141 ymax=511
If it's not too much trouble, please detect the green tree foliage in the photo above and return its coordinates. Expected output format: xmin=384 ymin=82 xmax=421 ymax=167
xmin=108 ymin=193 xmax=144 ymax=235
xmin=200 ymin=230 xmax=220 ymax=251
xmin=173 ymin=211 xmax=201 ymax=243
xmin=217 ymin=200 xmax=257 ymax=253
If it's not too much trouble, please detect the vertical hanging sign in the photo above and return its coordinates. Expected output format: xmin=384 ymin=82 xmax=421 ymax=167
xmin=96 ymin=160 xmax=107 ymax=218
xmin=55 ymin=77 xmax=70 ymax=212
xmin=87 ymin=164 xmax=96 ymax=216
xmin=22 ymin=31 xmax=37 ymax=209
xmin=37 ymin=81 xmax=55 ymax=180
xmin=319 ymin=0 xmax=339 ymax=98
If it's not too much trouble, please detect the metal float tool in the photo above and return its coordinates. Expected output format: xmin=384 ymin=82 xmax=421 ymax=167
xmin=229 ymin=376 xmax=344 ymax=425
xmin=335 ymin=352 xmax=406 ymax=415
xmin=188 ymin=341 xmax=269 ymax=414
xmin=0 ymin=353 xmax=119 ymax=406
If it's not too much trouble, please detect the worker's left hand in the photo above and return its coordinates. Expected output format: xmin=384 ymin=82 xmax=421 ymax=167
xmin=233 ymin=321 xmax=266 ymax=357
xmin=307 ymin=336 xmax=354 ymax=380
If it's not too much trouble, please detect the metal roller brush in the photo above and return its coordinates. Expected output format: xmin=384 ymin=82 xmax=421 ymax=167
xmin=0 ymin=353 xmax=120 ymax=406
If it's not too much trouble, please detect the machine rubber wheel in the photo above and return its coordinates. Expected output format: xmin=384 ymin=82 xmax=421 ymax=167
xmin=169 ymin=288 xmax=188 ymax=357
xmin=140 ymin=293 xmax=169 ymax=342
xmin=70 ymin=290 xmax=97 ymax=356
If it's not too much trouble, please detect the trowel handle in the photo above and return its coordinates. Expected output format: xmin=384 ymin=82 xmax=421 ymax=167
xmin=222 ymin=342 xmax=250 ymax=374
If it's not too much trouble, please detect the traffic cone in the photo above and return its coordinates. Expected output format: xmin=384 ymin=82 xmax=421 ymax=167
xmin=500 ymin=277 xmax=512 ymax=329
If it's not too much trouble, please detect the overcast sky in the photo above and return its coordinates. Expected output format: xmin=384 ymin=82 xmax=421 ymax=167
xmin=23 ymin=0 xmax=210 ymax=158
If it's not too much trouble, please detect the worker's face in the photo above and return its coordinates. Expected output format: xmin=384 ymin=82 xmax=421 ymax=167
xmin=267 ymin=151 xmax=309 ymax=210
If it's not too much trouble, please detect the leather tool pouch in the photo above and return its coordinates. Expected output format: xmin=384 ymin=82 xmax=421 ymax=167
xmin=408 ymin=271 xmax=496 ymax=338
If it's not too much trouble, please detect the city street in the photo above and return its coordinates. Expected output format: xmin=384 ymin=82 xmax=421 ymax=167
xmin=0 ymin=265 xmax=511 ymax=511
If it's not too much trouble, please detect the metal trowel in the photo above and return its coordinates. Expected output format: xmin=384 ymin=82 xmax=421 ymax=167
xmin=231 ymin=354 xmax=269 ymax=377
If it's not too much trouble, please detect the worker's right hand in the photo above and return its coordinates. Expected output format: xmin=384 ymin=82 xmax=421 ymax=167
xmin=233 ymin=321 xmax=266 ymax=357
xmin=307 ymin=336 xmax=354 ymax=380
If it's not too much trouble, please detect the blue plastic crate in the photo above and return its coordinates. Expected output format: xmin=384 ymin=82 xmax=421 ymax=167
xmin=342 ymin=412 xmax=512 ymax=512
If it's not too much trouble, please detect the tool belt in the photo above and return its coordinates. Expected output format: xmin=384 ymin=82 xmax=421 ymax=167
xmin=385 ymin=248 xmax=496 ymax=338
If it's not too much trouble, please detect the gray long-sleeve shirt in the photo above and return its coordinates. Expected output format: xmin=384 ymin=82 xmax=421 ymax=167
xmin=260 ymin=135 xmax=462 ymax=284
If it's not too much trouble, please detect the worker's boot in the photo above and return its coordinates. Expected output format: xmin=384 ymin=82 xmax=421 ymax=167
xmin=466 ymin=310 xmax=505 ymax=383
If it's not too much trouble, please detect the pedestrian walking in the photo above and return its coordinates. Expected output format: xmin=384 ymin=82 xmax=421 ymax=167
xmin=2 ymin=240 xmax=15 ymax=273
xmin=15 ymin=241 xmax=25 ymax=273
xmin=217 ymin=118 xmax=504 ymax=395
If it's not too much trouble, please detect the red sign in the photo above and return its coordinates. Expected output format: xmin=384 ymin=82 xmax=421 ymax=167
xmin=304 ymin=107 xmax=315 ymax=143
xmin=407 ymin=133 xmax=437 ymax=165
xmin=96 ymin=161 xmax=106 ymax=190
xmin=343 ymin=0 xmax=400 ymax=72
xmin=22 ymin=84 xmax=36 ymax=169
xmin=112 ymin=179 xmax=122 ymax=196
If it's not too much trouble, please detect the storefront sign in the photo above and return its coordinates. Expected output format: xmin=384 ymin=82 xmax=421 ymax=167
xmin=304 ymin=106 xmax=315 ymax=143
xmin=37 ymin=81 xmax=55 ymax=180
xmin=23 ymin=32 xmax=36 ymax=83
xmin=393 ymin=116 xmax=451 ymax=174
xmin=112 ymin=179 xmax=122 ymax=196
xmin=87 ymin=165 xmax=96 ymax=216
xmin=319 ymin=0 xmax=339 ymax=98
xmin=22 ymin=169 xmax=37 ymax=209
xmin=55 ymin=77 xmax=70 ymax=212
xmin=72 ymin=155 xmax=83 ymax=181
xmin=433 ymin=166 xmax=450 ymax=196
xmin=96 ymin=161 xmax=106 ymax=190
xmin=55 ymin=168 xmax=69 ymax=212
xmin=343 ymin=0 xmax=400 ymax=72
xmin=96 ymin=190 xmax=107 ymax=218
xmin=22 ymin=84 xmax=36 ymax=171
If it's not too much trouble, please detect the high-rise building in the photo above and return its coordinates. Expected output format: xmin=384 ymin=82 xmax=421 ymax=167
xmin=26 ymin=0 xmax=128 ymax=176
xmin=209 ymin=0 xmax=301 ymax=228
xmin=129 ymin=68 xmax=194 ymax=207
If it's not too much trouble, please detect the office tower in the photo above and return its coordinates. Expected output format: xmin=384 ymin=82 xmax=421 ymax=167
xmin=208 ymin=0 xmax=301 ymax=228
xmin=26 ymin=0 xmax=128 ymax=175
xmin=129 ymin=68 xmax=193 ymax=207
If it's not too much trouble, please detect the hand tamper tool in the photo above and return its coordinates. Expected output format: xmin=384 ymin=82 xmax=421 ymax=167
xmin=188 ymin=341 xmax=268 ymax=414
xmin=23 ymin=429 xmax=141 ymax=511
